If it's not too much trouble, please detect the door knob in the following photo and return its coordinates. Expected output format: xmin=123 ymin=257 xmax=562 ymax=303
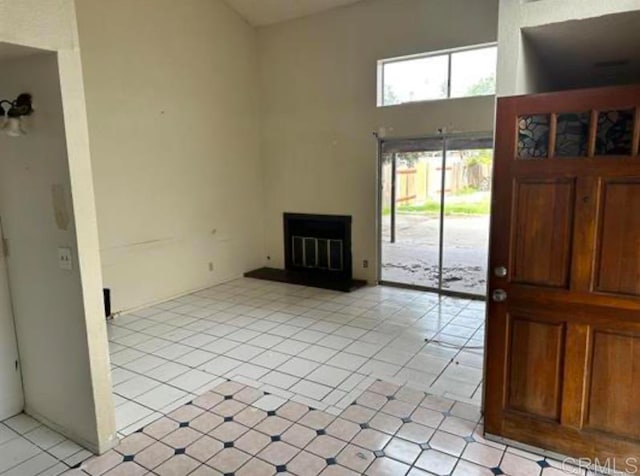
xmin=492 ymin=289 xmax=507 ymax=302
xmin=494 ymin=266 xmax=507 ymax=278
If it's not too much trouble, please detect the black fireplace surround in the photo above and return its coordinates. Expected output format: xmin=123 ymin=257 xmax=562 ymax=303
xmin=283 ymin=212 xmax=352 ymax=281
xmin=244 ymin=212 xmax=366 ymax=292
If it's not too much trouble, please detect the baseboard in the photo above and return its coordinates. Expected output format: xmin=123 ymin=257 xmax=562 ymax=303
xmin=24 ymin=406 xmax=118 ymax=455
xmin=110 ymin=272 xmax=244 ymax=318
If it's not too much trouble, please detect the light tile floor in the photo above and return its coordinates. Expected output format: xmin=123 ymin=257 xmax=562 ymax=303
xmin=1 ymin=279 xmax=598 ymax=475
xmin=70 ymin=378 xmax=591 ymax=476
xmin=0 ymin=413 xmax=92 ymax=475
xmin=107 ymin=278 xmax=485 ymax=437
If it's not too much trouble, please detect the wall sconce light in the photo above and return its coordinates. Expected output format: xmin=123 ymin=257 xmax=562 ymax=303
xmin=0 ymin=93 xmax=33 ymax=137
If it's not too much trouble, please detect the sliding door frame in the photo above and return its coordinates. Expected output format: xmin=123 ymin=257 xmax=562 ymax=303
xmin=376 ymin=131 xmax=493 ymax=300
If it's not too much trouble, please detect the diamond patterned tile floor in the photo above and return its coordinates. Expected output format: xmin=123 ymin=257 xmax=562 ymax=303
xmin=66 ymin=379 xmax=589 ymax=476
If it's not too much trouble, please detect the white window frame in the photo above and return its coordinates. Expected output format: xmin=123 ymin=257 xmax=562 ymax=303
xmin=377 ymin=42 xmax=498 ymax=107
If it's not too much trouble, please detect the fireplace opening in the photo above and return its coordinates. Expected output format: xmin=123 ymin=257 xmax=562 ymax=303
xmin=284 ymin=213 xmax=352 ymax=281
xmin=244 ymin=213 xmax=366 ymax=292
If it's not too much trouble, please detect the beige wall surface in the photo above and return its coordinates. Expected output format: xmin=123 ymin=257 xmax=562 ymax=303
xmin=0 ymin=52 xmax=115 ymax=452
xmin=76 ymin=0 xmax=264 ymax=313
xmin=258 ymin=0 xmax=498 ymax=283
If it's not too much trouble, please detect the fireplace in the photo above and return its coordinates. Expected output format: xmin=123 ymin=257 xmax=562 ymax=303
xmin=244 ymin=212 xmax=365 ymax=292
xmin=283 ymin=213 xmax=352 ymax=281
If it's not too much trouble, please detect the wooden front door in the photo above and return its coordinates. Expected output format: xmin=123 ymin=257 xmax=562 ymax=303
xmin=485 ymin=85 xmax=640 ymax=466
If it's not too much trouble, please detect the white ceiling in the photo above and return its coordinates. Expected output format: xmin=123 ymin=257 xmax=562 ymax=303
xmin=524 ymin=10 xmax=640 ymax=90
xmin=224 ymin=0 xmax=363 ymax=26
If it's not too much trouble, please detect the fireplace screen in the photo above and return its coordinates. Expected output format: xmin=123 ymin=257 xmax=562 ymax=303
xmin=292 ymin=236 xmax=344 ymax=271
xmin=283 ymin=213 xmax=352 ymax=281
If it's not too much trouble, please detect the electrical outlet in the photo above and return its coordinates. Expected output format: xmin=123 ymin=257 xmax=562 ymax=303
xmin=58 ymin=247 xmax=73 ymax=270
xmin=363 ymin=260 xmax=369 ymax=269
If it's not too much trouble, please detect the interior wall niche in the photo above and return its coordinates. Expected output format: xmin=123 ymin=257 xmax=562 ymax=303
xmin=521 ymin=10 xmax=640 ymax=93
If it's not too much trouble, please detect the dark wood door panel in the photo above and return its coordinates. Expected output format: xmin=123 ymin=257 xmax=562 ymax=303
xmin=511 ymin=178 xmax=575 ymax=288
xmin=486 ymin=85 xmax=640 ymax=463
xmin=501 ymin=414 xmax=640 ymax=464
xmin=596 ymin=178 xmax=640 ymax=297
xmin=508 ymin=286 xmax=640 ymax=312
xmin=586 ymin=329 xmax=640 ymax=439
xmin=512 ymin=159 xmax=640 ymax=177
xmin=507 ymin=314 xmax=565 ymax=420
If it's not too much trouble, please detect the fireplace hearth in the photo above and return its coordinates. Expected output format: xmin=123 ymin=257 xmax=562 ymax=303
xmin=244 ymin=213 xmax=366 ymax=292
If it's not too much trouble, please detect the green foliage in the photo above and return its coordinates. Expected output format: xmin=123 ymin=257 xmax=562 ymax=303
xmin=383 ymin=84 xmax=400 ymax=105
xmin=383 ymin=195 xmax=490 ymax=216
xmin=452 ymin=186 xmax=478 ymax=196
xmin=465 ymin=74 xmax=496 ymax=96
xmin=465 ymin=150 xmax=493 ymax=166
xmin=397 ymin=152 xmax=423 ymax=167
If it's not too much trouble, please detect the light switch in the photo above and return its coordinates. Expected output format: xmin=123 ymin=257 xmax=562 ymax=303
xmin=58 ymin=247 xmax=73 ymax=270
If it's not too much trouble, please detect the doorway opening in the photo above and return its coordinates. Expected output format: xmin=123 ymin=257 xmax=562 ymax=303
xmin=378 ymin=133 xmax=493 ymax=299
xmin=0 ymin=40 xmax=116 ymax=455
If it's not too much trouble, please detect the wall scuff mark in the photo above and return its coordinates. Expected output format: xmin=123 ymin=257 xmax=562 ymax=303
xmin=51 ymin=183 xmax=70 ymax=231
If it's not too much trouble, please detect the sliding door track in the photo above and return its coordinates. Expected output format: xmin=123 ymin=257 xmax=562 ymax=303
xmin=378 ymin=280 xmax=486 ymax=301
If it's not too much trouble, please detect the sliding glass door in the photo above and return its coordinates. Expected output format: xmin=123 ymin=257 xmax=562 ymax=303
xmin=379 ymin=134 xmax=493 ymax=298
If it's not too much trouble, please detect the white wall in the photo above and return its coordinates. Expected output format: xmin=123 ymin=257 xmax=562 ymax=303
xmin=75 ymin=0 xmax=264 ymax=313
xmin=0 ymin=0 xmax=115 ymax=454
xmin=258 ymin=0 xmax=498 ymax=283
xmin=497 ymin=0 xmax=640 ymax=95
xmin=0 ymin=1 xmax=76 ymax=51
xmin=0 ymin=52 xmax=114 ymax=452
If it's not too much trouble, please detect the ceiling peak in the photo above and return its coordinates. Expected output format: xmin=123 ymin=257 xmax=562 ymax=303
xmin=224 ymin=0 xmax=364 ymax=27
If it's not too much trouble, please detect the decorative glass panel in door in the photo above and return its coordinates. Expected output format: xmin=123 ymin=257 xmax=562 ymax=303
xmin=555 ymin=112 xmax=590 ymax=157
xmin=518 ymin=114 xmax=550 ymax=159
xmin=595 ymin=109 xmax=634 ymax=155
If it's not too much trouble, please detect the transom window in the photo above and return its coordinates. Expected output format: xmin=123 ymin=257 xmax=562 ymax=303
xmin=378 ymin=44 xmax=497 ymax=107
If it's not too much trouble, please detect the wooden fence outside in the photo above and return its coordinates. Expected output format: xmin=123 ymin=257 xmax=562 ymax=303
xmin=382 ymin=161 xmax=491 ymax=206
